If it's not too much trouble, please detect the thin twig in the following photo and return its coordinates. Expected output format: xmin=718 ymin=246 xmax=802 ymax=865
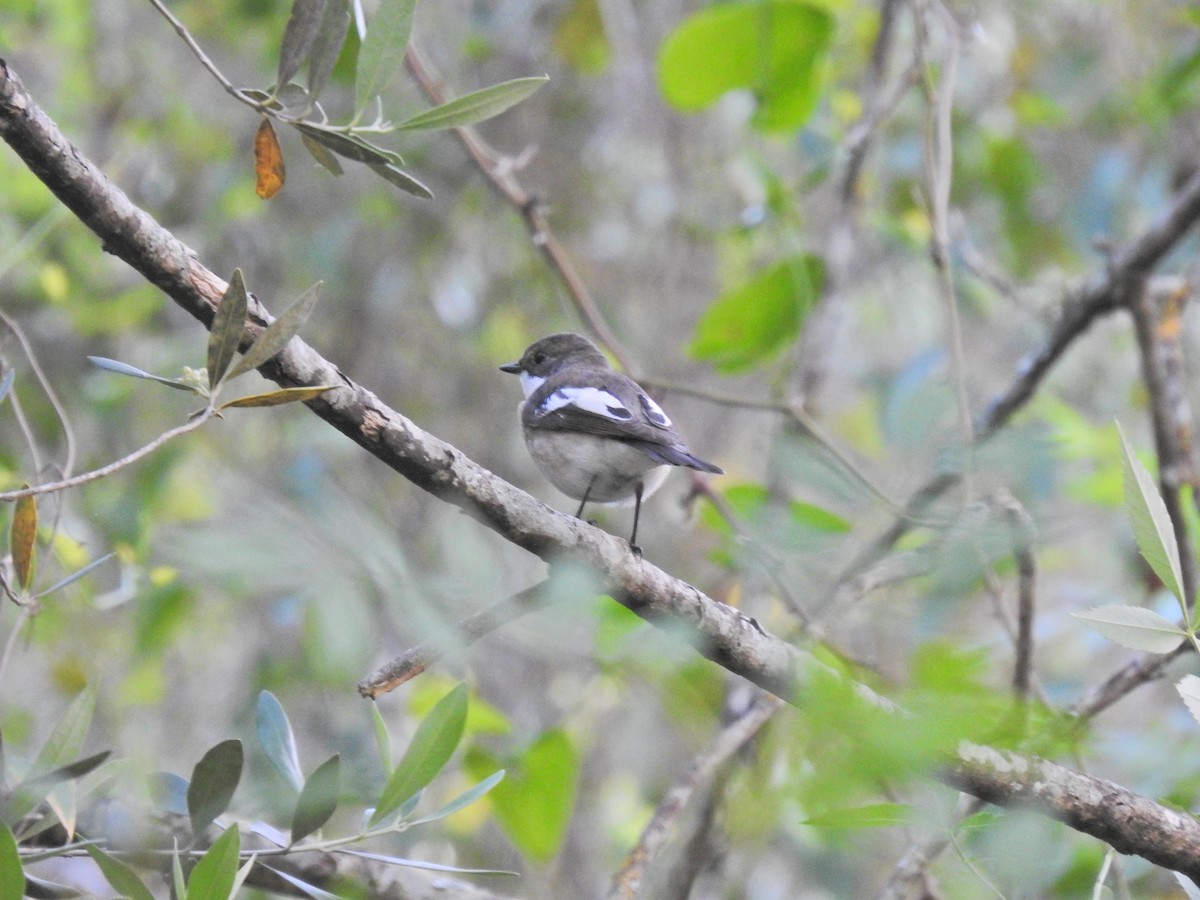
xmin=146 ymin=0 xmax=242 ymax=98
xmin=607 ymin=692 xmax=783 ymax=899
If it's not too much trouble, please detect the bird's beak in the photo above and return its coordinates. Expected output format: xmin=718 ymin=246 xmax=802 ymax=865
xmin=499 ymin=362 xmax=521 ymax=374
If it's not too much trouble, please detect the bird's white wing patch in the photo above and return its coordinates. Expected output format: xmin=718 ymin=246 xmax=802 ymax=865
xmin=519 ymin=372 xmax=546 ymax=399
xmin=639 ymin=393 xmax=672 ymax=428
xmin=540 ymin=386 xmax=634 ymax=421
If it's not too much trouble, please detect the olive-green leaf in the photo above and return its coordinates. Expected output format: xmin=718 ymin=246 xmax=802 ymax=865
xmin=86 ymin=844 xmax=155 ymax=900
xmin=207 ymin=269 xmax=249 ymax=390
xmin=277 ymin=0 xmax=328 ymax=89
xmin=187 ymin=740 xmax=244 ymax=838
xmin=219 ymin=385 xmax=338 ymax=410
xmin=292 ymin=125 xmax=402 ymax=165
xmin=394 ymin=76 xmax=549 ymax=131
xmin=291 ymin=754 xmax=340 ymax=844
xmin=185 ymin=824 xmax=239 ymax=900
xmin=171 ymin=840 xmax=187 ymax=899
xmin=368 ymin=163 xmax=434 ymax=199
xmin=370 ymin=682 xmax=468 ymax=825
xmin=306 ymin=0 xmax=351 ymax=101
xmin=11 ymin=493 xmax=36 ymax=591
xmin=256 ymin=691 xmax=304 ymax=793
xmin=87 ymin=356 xmax=200 ymax=393
xmin=1116 ymin=421 xmax=1185 ymax=603
xmin=0 ymin=822 xmax=23 ymax=899
xmin=407 ymin=770 xmax=504 ymax=827
xmin=299 ymin=132 xmax=345 ymax=175
xmin=263 ymin=866 xmax=344 ymax=900
xmin=35 ymin=686 xmax=96 ymax=773
xmin=355 ymin=0 xmax=416 ymax=114
xmin=33 ymin=552 xmax=116 ymax=601
xmin=225 ymin=282 xmax=323 ymax=382
xmin=803 ymin=802 xmax=913 ymax=829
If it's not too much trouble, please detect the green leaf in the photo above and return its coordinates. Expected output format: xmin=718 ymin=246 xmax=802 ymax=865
xmin=33 ymin=552 xmax=116 ymax=600
xmin=1072 ymin=605 xmax=1186 ymax=654
xmin=35 ymin=686 xmax=96 ymax=774
xmin=1178 ymin=674 xmax=1200 ymax=727
xmin=292 ymin=125 xmax=402 ymax=165
xmin=0 ymin=823 xmax=23 ymax=899
xmin=86 ymin=844 xmax=155 ymax=900
xmin=658 ymin=0 xmax=834 ymax=132
xmin=225 ymin=282 xmax=323 ymax=382
xmin=256 ymin=691 xmax=305 ymax=793
xmin=208 ymin=270 xmax=249 ymax=388
xmin=187 ymin=740 xmax=244 ymax=838
xmin=219 ymin=385 xmax=337 ymax=410
xmin=355 ymin=0 xmax=416 ymax=114
xmin=370 ymin=683 xmax=468 ymax=825
xmin=277 ymin=0 xmax=328 ymax=89
xmin=368 ymin=163 xmax=434 ymax=199
xmin=87 ymin=356 xmax=199 ymax=393
xmin=338 ymin=849 xmax=517 ymax=876
xmin=306 ymin=0 xmax=351 ymax=101
xmin=264 ymin=865 xmax=347 ymax=899
xmin=407 ymin=770 xmax=504 ymax=826
xmin=372 ymin=702 xmax=393 ymax=780
xmin=1117 ymin=421 xmax=1185 ymax=603
xmin=15 ymin=750 xmax=111 ymax=798
xmin=11 ymin=493 xmax=36 ymax=592
xmin=395 ymin=76 xmax=549 ymax=131
xmin=172 ymin=840 xmax=187 ymax=900
xmin=790 ymin=501 xmax=851 ymax=534
xmin=468 ymin=729 xmax=578 ymax=862
xmin=300 ymin=132 xmax=345 ymax=175
xmin=185 ymin=825 xmax=239 ymax=900
xmin=291 ymin=754 xmax=340 ymax=844
xmin=690 ymin=255 xmax=823 ymax=373
xmin=803 ymin=802 xmax=913 ymax=829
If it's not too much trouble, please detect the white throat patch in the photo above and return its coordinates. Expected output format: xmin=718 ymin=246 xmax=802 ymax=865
xmin=519 ymin=372 xmax=546 ymax=398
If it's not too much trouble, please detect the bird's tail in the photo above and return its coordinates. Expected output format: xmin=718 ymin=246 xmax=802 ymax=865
xmin=636 ymin=441 xmax=723 ymax=474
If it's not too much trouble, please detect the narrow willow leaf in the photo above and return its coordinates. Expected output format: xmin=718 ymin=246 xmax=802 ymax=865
xmin=208 ymin=270 xmax=249 ymax=389
xmin=300 ymin=132 xmax=345 ymax=175
xmin=1117 ymin=421 xmax=1185 ymax=603
xmin=372 ymin=702 xmax=393 ymax=779
xmin=355 ymin=0 xmax=416 ymax=114
xmin=368 ymin=163 xmax=433 ymax=199
xmin=87 ymin=356 xmax=199 ymax=392
xmin=306 ymin=0 xmax=351 ymax=100
xmin=231 ymin=852 xmax=258 ymax=895
xmin=254 ymin=119 xmax=287 ymax=200
xmin=33 ymin=552 xmax=116 ymax=600
xmin=339 ymin=849 xmax=517 ymax=876
xmin=185 ymin=825 xmax=239 ymax=900
xmin=11 ymin=493 xmax=36 ymax=591
xmin=263 ymin=866 xmax=344 ymax=900
xmin=17 ymin=750 xmax=111 ymax=796
xmin=803 ymin=802 xmax=913 ymax=829
xmin=394 ymin=76 xmax=549 ymax=131
xmin=407 ymin=770 xmax=504 ymax=826
xmin=256 ymin=691 xmax=304 ymax=793
xmin=1178 ymin=674 xmax=1200 ymax=727
xmin=218 ymin=385 xmax=337 ymax=410
xmin=172 ymin=840 xmax=186 ymax=900
xmin=370 ymin=683 xmax=468 ymax=825
xmin=291 ymin=754 xmax=340 ymax=844
xmin=225 ymin=282 xmax=323 ymax=381
xmin=35 ymin=686 xmax=96 ymax=773
xmin=1072 ymin=605 xmax=1186 ymax=653
xmin=277 ymin=0 xmax=328 ymax=89
xmin=86 ymin=845 xmax=155 ymax=900
xmin=293 ymin=124 xmax=402 ymax=165
xmin=0 ymin=368 xmax=13 ymax=405
xmin=187 ymin=740 xmax=244 ymax=838
xmin=0 ymin=823 xmax=23 ymax=899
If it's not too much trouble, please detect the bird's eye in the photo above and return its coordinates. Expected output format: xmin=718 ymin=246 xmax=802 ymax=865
xmin=533 ymin=351 xmax=547 ymax=365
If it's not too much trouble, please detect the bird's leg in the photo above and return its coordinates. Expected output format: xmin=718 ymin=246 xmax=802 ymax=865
xmin=575 ymin=476 xmax=597 ymax=521
xmin=628 ymin=481 xmax=644 ymax=556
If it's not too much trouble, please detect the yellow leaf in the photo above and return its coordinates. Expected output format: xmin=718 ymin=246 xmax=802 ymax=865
xmin=254 ymin=118 xmax=286 ymax=199
xmin=11 ymin=492 xmax=37 ymax=591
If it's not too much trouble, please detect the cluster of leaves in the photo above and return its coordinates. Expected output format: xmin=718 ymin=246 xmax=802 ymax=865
xmin=0 ymin=683 xmax=507 ymax=899
xmin=89 ymin=268 xmax=335 ymax=414
xmin=1074 ymin=423 xmax=1200 ymax=717
xmin=176 ymin=0 xmax=548 ymax=199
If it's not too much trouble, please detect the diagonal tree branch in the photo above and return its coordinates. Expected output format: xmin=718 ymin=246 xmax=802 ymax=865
xmin=5 ymin=57 xmax=1200 ymax=884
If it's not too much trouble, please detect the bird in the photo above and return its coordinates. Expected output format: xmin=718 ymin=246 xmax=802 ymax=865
xmin=500 ymin=332 xmax=723 ymax=550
